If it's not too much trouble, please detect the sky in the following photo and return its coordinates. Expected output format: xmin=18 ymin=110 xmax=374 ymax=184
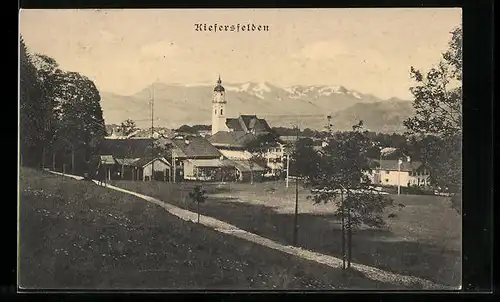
xmin=20 ymin=8 xmax=461 ymax=100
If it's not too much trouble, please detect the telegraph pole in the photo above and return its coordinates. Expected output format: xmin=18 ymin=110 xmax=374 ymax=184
xmin=285 ymin=153 xmax=290 ymax=188
xmin=151 ymin=84 xmax=155 ymax=181
xmin=293 ymin=122 xmax=299 ymax=246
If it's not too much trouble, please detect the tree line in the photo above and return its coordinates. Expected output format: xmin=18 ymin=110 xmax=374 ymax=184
xmin=20 ymin=36 xmax=106 ymax=174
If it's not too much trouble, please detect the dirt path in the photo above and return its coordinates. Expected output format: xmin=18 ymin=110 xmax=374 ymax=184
xmin=46 ymin=170 xmax=454 ymax=290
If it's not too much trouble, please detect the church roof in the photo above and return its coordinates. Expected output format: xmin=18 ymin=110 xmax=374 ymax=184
xmin=225 ymin=115 xmax=272 ymax=133
xmin=214 ymin=75 xmax=225 ymax=92
xmin=208 ymin=131 xmax=257 ymax=149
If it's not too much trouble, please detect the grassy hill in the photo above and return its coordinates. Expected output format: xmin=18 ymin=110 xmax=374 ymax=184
xmin=18 ymin=168 xmax=400 ymax=289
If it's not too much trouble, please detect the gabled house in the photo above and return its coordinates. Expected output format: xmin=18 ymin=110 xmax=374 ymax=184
xmin=131 ymin=157 xmax=171 ymax=181
xmin=368 ymin=158 xmax=431 ymax=187
xmin=98 ymin=138 xmax=173 ymax=181
xmin=208 ymin=130 xmax=284 ymax=178
xmin=170 ymin=135 xmax=225 ymax=181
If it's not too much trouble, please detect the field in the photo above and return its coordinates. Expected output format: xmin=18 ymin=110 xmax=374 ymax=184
xmin=111 ymin=180 xmax=461 ymax=287
xmin=18 ymin=168 xmax=405 ymax=290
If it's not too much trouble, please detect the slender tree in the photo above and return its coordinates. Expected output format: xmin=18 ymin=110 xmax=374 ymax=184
xmin=308 ymin=119 xmax=394 ymax=268
xmin=289 ymin=137 xmax=321 ymax=186
xmin=247 ymin=131 xmax=282 ymax=180
xmin=189 ymin=186 xmax=207 ymax=223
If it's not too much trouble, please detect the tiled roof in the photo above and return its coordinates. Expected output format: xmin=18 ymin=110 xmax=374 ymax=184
xmin=230 ymin=159 xmax=266 ymax=172
xmin=225 ymin=115 xmax=272 ymax=133
xmin=187 ymin=159 xmax=233 ymax=168
xmin=219 ymin=149 xmax=253 ymax=160
xmin=376 ymin=159 xmax=423 ymax=172
xmin=226 ymin=118 xmax=243 ymax=131
xmin=99 ymin=138 xmax=153 ymax=158
xmin=115 ymin=158 xmax=141 ymax=166
xmin=208 ymin=131 xmax=257 ymax=148
xmin=131 ymin=157 xmax=171 ymax=168
xmin=171 ymin=135 xmax=222 ymax=159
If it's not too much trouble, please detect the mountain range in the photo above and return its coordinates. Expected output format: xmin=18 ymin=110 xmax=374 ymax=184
xmin=100 ymin=81 xmax=415 ymax=133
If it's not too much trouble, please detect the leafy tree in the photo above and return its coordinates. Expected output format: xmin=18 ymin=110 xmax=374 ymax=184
xmin=188 ymin=186 xmax=207 ymax=223
xmin=404 ymin=25 xmax=462 ymax=213
xmin=33 ymin=53 xmax=106 ymax=174
xmin=289 ymin=137 xmax=320 ymax=185
xmin=176 ymin=124 xmax=195 ymax=134
xmin=19 ymin=36 xmax=52 ymax=168
xmin=246 ymin=131 xmax=282 ymax=181
xmin=118 ymin=119 xmax=139 ymax=136
xmin=308 ymin=119 xmax=394 ymax=269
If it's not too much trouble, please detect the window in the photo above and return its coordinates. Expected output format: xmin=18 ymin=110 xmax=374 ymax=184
xmin=385 ymin=178 xmax=389 ymax=182
xmin=221 ymin=109 xmax=223 ymax=115
xmin=215 ymin=109 xmax=217 ymax=115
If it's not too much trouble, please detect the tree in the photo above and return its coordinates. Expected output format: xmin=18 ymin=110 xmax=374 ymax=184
xmin=404 ymin=25 xmax=462 ymax=213
xmin=188 ymin=186 xmax=207 ymax=223
xmin=308 ymin=119 xmax=394 ymax=269
xmin=19 ymin=36 xmax=52 ymax=168
xmin=246 ymin=131 xmax=282 ymax=180
xmin=33 ymin=53 xmax=106 ymax=174
xmin=289 ymin=137 xmax=320 ymax=185
xmin=118 ymin=119 xmax=139 ymax=136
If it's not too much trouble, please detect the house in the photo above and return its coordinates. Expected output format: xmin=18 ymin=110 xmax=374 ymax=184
xmin=208 ymin=131 xmax=284 ymax=178
xmin=89 ymin=155 xmax=118 ymax=181
xmin=131 ymin=157 xmax=171 ymax=181
xmin=98 ymin=138 xmax=172 ymax=181
xmin=182 ymin=158 xmax=235 ymax=181
xmin=368 ymin=158 xmax=431 ymax=187
xmin=170 ymin=135 xmax=225 ymax=181
xmin=231 ymin=159 xmax=266 ymax=182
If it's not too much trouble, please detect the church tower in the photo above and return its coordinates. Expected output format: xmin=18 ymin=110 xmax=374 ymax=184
xmin=211 ymin=75 xmax=227 ymax=135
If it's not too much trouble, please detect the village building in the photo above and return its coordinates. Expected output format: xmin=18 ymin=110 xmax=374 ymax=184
xmin=170 ymin=134 xmax=225 ymax=181
xmin=208 ymin=76 xmax=285 ymax=178
xmin=97 ymin=138 xmax=171 ymax=181
xmin=368 ymin=158 xmax=431 ymax=187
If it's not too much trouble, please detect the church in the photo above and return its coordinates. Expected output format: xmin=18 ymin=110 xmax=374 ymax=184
xmin=208 ymin=76 xmax=285 ymax=178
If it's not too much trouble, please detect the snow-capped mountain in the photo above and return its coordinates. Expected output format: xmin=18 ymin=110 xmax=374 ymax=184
xmin=100 ymin=81 xmax=413 ymax=132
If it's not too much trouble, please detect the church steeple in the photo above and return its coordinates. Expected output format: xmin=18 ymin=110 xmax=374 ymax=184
xmin=212 ymin=75 xmax=227 ymax=134
xmin=214 ymin=74 xmax=225 ymax=93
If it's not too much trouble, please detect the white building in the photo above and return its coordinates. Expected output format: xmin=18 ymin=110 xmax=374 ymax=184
xmin=211 ymin=75 xmax=229 ymax=135
xmin=369 ymin=159 xmax=431 ymax=187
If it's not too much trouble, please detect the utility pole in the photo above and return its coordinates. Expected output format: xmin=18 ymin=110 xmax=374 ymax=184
xmin=293 ymin=123 xmax=299 ymax=246
xmin=151 ymin=84 xmax=155 ymax=181
xmin=340 ymin=187 xmax=346 ymax=270
xmin=172 ymin=152 xmax=176 ymax=183
xmin=286 ymin=153 xmax=290 ymax=188
xmin=397 ymin=158 xmax=402 ymax=195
